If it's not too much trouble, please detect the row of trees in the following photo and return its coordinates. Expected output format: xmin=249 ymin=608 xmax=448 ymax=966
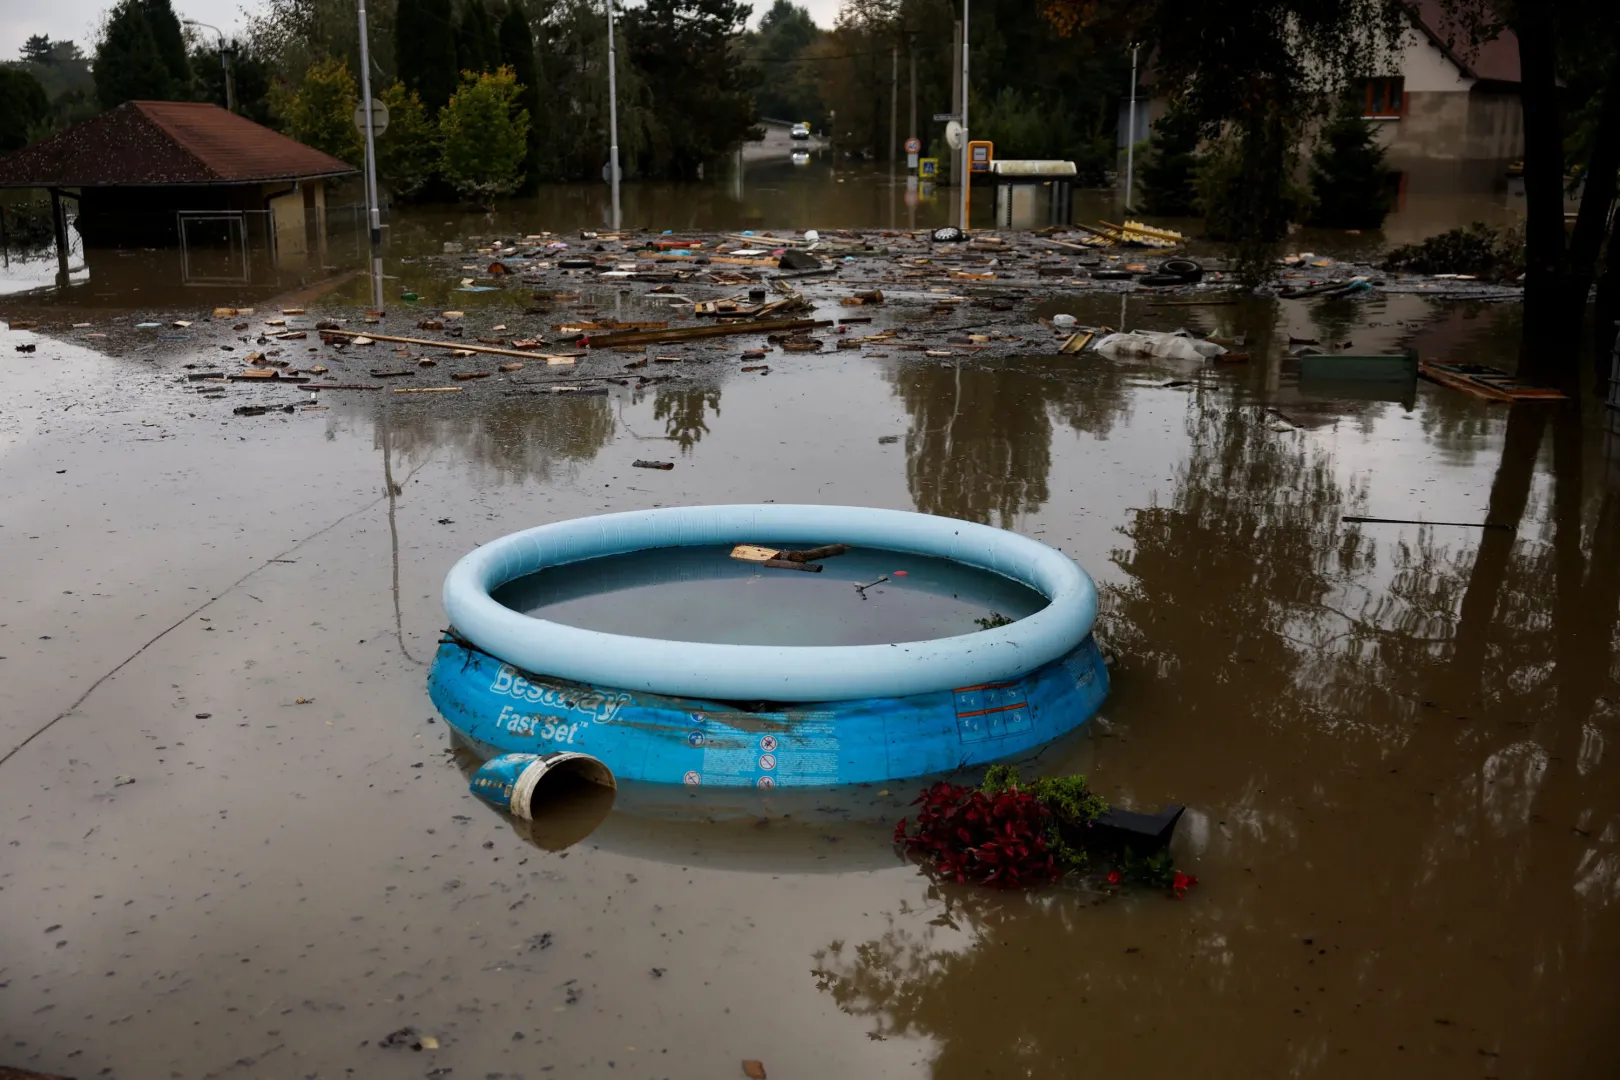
xmin=2 ymin=0 xmax=758 ymax=189
xmin=742 ymin=0 xmax=1126 ymax=181
xmin=246 ymin=0 xmax=758 ymax=185
xmin=1138 ymin=97 xmax=1393 ymax=232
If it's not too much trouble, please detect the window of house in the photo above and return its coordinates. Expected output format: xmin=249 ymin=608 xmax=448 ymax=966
xmin=1362 ymin=77 xmax=1406 ymax=119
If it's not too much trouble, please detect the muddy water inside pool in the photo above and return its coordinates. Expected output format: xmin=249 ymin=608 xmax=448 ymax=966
xmin=493 ymin=545 xmax=1047 ymax=645
xmin=1 ymin=238 xmax=1617 ymax=1078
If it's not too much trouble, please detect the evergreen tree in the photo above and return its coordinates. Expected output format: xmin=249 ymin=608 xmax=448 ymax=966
xmin=456 ymin=0 xmax=499 ymax=74
xmin=748 ymin=0 xmax=821 ymax=122
xmin=1137 ymin=105 xmax=1201 ymax=216
xmin=0 ymin=68 xmax=50 ymax=151
xmin=625 ymin=0 xmax=758 ymax=179
xmin=377 ymin=81 xmax=440 ymax=196
xmin=439 ymin=66 xmax=529 ymax=205
xmin=497 ymin=0 xmax=543 ymax=187
xmin=94 ymin=0 xmax=180 ymax=108
xmin=141 ymin=0 xmax=191 ymax=88
xmin=275 ymin=56 xmax=363 ymax=165
xmin=1307 ymin=96 xmax=1392 ymax=229
xmin=399 ymin=0 xmax=460 ymax=110
xmin=20 ymin=35 xmax=55 ymax=64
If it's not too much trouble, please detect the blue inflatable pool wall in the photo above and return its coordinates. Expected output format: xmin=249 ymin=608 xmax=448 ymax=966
xmin=428 ymin=505 xmax=1110 ymax=789
xmin=429 ymin=634 xmax=1108 ymax=788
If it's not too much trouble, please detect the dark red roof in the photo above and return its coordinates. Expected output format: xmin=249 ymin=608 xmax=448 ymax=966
xmin=0 ymin=101 xmax=359 ymax=188
xmin=1408 ymin=0 xmax=1521 ymax=84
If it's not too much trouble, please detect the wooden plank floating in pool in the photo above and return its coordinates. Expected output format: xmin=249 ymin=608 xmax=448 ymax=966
xmin=730 ymin=544 xmax=780 ymax=562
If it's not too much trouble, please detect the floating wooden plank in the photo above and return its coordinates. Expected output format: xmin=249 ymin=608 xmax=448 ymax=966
xmin=1418 ymin=360 xmax=1567 ymax=403
xmin=1059 ymin=330 xmax=1093 ymax=355
xmin=585 ymin=317 xmax=830 ymax=348
xmin=730 ymin=544 xmax=781 ymax=562
xmin=321 ymin=328 xmax=582 ymax=363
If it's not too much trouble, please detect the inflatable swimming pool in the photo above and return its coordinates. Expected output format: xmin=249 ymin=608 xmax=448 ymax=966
xmin=429 ymin=504 xmax=1108 ymax=789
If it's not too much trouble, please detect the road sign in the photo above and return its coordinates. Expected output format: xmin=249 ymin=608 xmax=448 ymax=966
xmin=919 ymin=157 xmax=938 ymax=178
xmin=933 ymin=113 xmax=960 ymax=122
xmin=601 ymin=161 xmax=623 ymax=184
xmin=352 ymin=98 xmax=389 ymax=137
xmin=904 ymin=137 xmax=921 ymax=154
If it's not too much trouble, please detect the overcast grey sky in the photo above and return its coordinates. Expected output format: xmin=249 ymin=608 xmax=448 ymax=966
xmin=3 ymin=0 xmax=842 ymax=61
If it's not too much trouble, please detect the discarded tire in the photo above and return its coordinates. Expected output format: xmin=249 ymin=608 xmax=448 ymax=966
xmin=931 ymin=226 xmax=965 ymax=243
xmin=1159 ymin=257 xmax=1205 ymax=283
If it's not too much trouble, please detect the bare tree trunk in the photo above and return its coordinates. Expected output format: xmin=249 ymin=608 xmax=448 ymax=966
xmin=1514 ymin=7 xmax=1569 ymax=387
xmin=1593 ymin=208 xmax=1620 ymax=395
xmin=1565 ymin=53 xmax=1620 ymax=320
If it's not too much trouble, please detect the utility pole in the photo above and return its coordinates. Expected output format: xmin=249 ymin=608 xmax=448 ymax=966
xmin=355 ymin=0 xmax=383 ymax=309
xmin=889 ymin=43 xmax=898 ymax=164
xmin=606 ymin=0 xmax=623 ymax=231
xmin=1124 ymin=42 xmax=1140 ymax=211
xmin=950 ymin=20 xmax=961 ymax=206
xmin=959 ymin=0 xmax=970 ymax=231
xmin=908 ymin=33 xmax=917 ymax=154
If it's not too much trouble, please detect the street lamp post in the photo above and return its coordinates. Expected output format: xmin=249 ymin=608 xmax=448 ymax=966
xmin=183 ymin=20 xmax=235 ymax=112
xmin=606 ymin=0 xmax=622 ymax=231
xmin=958 ymin=0 xmax=970 ymax=231
xmin=355 ymin=0 xmax=384 ymax=308
xmin=1124 ymin=42 xmax=1139 ymax=211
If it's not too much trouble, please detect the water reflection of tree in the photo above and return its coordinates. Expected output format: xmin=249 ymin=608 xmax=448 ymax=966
xmin=888 ymin=358 xmax=1131 ymax=525
xmin=651 ymin=387 xmax=722 ymax=452
xmin=813 ymin=395 xmax=1620 ymax=1074
xmin=373 ymin=395 xmax=617 ymax=483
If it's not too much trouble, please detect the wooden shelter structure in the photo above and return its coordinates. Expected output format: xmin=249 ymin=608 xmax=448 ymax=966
xmin=0 ymin=101 xmax=358 ymax=286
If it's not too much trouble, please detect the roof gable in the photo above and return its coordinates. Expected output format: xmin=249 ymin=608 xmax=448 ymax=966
xmin=1407 ymin=0 xmax=1521 ymax=84
xmin=0 ymin=101 xmax=358 ymax=188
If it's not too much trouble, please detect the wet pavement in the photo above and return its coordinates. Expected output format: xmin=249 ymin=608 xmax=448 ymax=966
xmin=2 ymin=210 xmax=1619 ymax=1080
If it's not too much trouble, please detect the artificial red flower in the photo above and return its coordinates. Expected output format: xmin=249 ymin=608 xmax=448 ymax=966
xmin=1106 ymin=870 xmax=1123 ymax=886
xmin=1171 ymin=871 xmax=1198 ymax=898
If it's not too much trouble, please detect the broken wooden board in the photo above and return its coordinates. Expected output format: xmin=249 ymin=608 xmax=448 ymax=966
xmin=585 ymin=318 xmax=830 ymax=348
xmin=730 ymin=544 xmax=781 ymax=562
xmin=1418 ymin=361 xmax=1568 ymax=403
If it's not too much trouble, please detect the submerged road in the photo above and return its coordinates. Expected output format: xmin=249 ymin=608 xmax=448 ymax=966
xmin=1 ymin=271 xmax=1616 ymax=1079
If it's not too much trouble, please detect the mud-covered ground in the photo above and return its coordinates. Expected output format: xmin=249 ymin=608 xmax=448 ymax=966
xmin=1 ymin=228 xmax=1616 ymax=1080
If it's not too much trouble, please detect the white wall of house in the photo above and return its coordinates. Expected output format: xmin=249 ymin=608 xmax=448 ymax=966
xmin=1367 ymin=25 xmax=1522 ymax=191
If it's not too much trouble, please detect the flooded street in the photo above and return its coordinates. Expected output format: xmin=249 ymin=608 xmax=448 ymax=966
xmin=2 ymin=185 xmax=1617 ymax=1080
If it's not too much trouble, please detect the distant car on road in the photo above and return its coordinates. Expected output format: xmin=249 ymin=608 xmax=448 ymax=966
xmin=790 ymin=123 xmax=811 ymax=141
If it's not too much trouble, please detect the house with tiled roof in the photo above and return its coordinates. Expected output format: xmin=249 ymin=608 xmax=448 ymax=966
xmin=0 ymin=101 xmax=358 ymax=285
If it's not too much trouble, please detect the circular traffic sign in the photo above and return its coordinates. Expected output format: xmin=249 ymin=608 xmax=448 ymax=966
xmin=905 ymin=137 xmax=921 ymax=154
xmin=352 ymin=98 xmax=389 ymax=137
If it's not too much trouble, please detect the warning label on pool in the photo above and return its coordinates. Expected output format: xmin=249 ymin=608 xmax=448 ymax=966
xmin=699 ymin=716 xmax=841 ymax=785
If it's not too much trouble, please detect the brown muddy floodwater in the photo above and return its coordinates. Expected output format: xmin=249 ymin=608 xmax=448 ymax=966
xmin=1 ymin=183 xmax=1617 ymax=1080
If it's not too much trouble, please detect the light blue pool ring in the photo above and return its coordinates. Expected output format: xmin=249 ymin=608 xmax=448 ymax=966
xmin=441 ymin=504 xmax=1098 ymax=703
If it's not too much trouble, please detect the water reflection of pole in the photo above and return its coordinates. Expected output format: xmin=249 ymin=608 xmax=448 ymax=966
xmin=356 ymin=0 xmax=384 ymax=309
xmin=606 ymin=0 xmax=623 ymax=231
